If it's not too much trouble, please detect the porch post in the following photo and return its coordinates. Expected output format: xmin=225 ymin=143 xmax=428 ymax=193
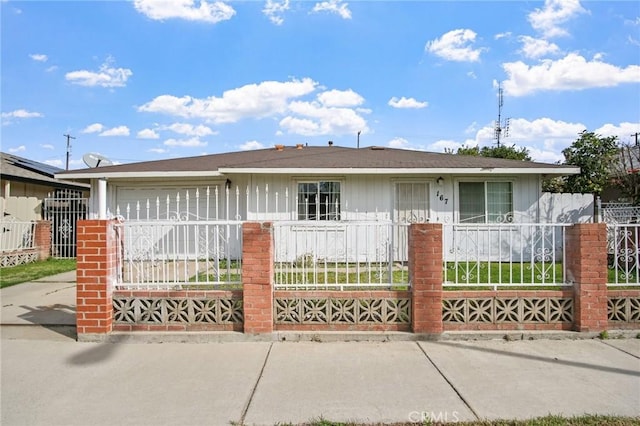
xmin=566 ymin=223 xmax=608 ymax=332
xmin=409 ymin=223 xmax=444 ymax=335
xmin=98 ymin=179 xmax=107 ymax=219
xmin=242 ymin=222 xmax=274 ymax=334
xmin=76 ymin=219 xmax=118 ymax=341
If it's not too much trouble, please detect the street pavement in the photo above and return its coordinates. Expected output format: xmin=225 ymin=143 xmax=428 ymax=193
xmin=1 ymin=272 xmax=639 ymax=425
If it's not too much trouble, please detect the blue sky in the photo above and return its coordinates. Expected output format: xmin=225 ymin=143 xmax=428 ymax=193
xmin=2 ymin=0 xmax=639 ymax=169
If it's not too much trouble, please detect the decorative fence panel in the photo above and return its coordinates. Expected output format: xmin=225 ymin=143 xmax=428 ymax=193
xmin=0 ymin=220 xmax=37 ymax=267
xmin=443 ymin=223 xmax=569 ymax=288
xmin=607 ymin=224 xmax=639 ymax=286
xmin=43 ymin=190 xmax=88 ymax=258
xmin=273 ymin=221 xmax=410 ymax=290
xmin=115 ymin=220 xmax=242 ymax=290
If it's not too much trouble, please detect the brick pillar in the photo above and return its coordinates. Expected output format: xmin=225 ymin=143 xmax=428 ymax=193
xmin=409 ymin=223 xmax=443 ymax=335
xmin=76 ymin=220 xmax=118 ymax=341
xmin=242 ymin=222 xmax=274 ymax=334
xmin=566 ymin=223 xmax=608 ymax=332
xmin=34 ymin=220 xmax=51 ymax=260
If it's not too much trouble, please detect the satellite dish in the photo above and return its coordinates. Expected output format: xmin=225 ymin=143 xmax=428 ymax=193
xmin=83 ymin=152 xmax=113 ymax=168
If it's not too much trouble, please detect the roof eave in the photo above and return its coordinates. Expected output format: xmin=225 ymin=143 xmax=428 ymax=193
xmin=218 ymin=167 xmax=581 ymax=175
xmin=55 ymin=170 xmax=225 ymax=180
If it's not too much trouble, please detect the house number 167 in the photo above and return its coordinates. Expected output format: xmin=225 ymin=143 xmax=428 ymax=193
xmin=436 ymin=190 xmax=448 ymax=205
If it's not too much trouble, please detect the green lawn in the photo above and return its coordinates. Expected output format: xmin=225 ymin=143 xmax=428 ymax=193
xmin=0 ymin=258 xmax=76 ymax=289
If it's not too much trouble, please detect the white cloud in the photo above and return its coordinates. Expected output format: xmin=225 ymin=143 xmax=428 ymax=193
xmin=494 ymin=32 xmax=512 ymax=40
xmin=40 ymin=144 xmax=55 ymax=150
xmin=518 ymin=36 xmax=560 ymax=59
xmin=29 ymin=53 xmax=48 ymax=62
xmin=280 ymin=100 xmax=369 ymax=136
xmin=8 ymin=145 xmax=26 ymax=153
xmin=388 ymin=96 xmax=428 ymax=109
xmin=44 ymin=159 xmax=64 ymax=168
xmin=139 ymin=78 xmax=318 ymax=123
xmin=467 ymin=71 xmax=477 ymax=79
xmin=465 ymin=121 xmax=477 ymax=134
xmin=312 ymin=0 xmax=351 ymax=19
xmin=263 ymin=0 xmax=289 ymax=25
xmin=387 ymin=137 xmax=410 ymax=149
xmin=425 ymin=29 xmax=485 ymax=62
xmin=528 ymin=0 xmax=587 ymax=38
xmin=148 ymin=148 xmax=168 ymax=154
xmin=503 ymin=53 xmax=640 ymax=96
xmin=1 ymin=109 xmax=44 ymax=119
xmin=595 ymin=122 xmax=640 ymax=142
xmin=99 ymin=126 xmax=130 ymax=137
xmin=133 ymin=0 xmax=235 ymax=23
xmin=163 ymin=137 xmax=207 ymax=147
xmin=45 ymin=65 xmax=58 ymax=72
xmin=468 ymin=117 xmax=586 ymax=162
xmin=137 ymin=128 xmax=160 ymax=139
xmin=66 ymin=57 xmax=132 ymax=88
xmin=317 ymin=89 xmax=364 ymax=107
xmin=428 ymin=139 xmax=466 ymax=152
xmin=163 ymin=123 xmax=216 ymax=137
xmin=81 ymin=123 xmax=104 ymax=134
xmin=239 ymin=140 xmax=265 ymax=151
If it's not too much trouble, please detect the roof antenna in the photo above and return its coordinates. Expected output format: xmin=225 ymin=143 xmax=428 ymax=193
xmin=494 ymin=82 xmax=510 ymax=148
xmin=357 ymin=131 xmax=361 ymax=149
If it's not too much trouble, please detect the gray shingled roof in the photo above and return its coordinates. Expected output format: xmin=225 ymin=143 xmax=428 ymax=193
xmin=57 ymin=145 xmax=576 ymax=176
xmin=1 ymin=152 xmax=89 ymax=189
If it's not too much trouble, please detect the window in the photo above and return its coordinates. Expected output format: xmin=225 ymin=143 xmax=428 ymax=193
xmin=297 ymin=181 xmax=341 ymax=220
xmin=395 ymin=182 xmax=429 ymax=223
xmin=459 ymin=181 xmax=513 ymax=223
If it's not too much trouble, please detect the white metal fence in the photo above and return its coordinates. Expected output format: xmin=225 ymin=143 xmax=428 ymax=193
xmin=443 ymin=223 xmax=569 ymax=289
xmin=273 ymin=221 xmax=410 ymax=289
xmin=115 ymin=220 xmax=242 ymax=289
xmin=0 ymin=220 xmax=36 ymax=253
xmin=607 ymin=224 xmax=639 ymax=287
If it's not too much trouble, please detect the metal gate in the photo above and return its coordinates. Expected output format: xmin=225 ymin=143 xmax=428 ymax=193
xmin=43 ymin=189 xmax=88 ymax=258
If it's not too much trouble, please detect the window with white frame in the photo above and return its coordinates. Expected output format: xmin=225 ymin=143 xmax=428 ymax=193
xmin=297 ymin=181 xmax=341 ymax=220
xmin=459 ymin=181 xmax=513 ymax=223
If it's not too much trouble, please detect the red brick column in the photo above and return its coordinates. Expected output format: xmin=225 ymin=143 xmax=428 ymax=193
xmin=242 ymin=222 xmax=274 ymax=334
xmin=409 ymin=223 xmax=443 ymax=335
xmin=34 ymin=220 xmax=51 ymax=260
xmin=566 ymin=223 xmax=608 ymax=332
xmin=76 ymin=220 xmax=119 ymax=340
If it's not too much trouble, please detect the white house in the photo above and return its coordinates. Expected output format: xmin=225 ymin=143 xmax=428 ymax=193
xmin=57 ymin=144 xmax=582 ymax=224
xmin=58 ymin=144 xmax=589 ymax=286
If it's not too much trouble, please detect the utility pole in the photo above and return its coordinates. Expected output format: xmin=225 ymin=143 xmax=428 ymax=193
xmin=632 ymin=132 xmax=639 ymax=146
xmin=64 ymin=134 xmax=75 ymax=170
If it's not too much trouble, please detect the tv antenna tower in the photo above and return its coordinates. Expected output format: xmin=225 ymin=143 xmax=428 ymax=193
xmin=494 ymin=82 xmax=510 ymax=147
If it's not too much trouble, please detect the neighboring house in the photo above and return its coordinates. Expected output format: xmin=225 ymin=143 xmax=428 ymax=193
xmin=1 ymin=152 xmax=89 ymax=221
xmin=56 ymin=144 xmax=580 ymax=224
xmin=601 ymin=144 xmax=640 ymax=205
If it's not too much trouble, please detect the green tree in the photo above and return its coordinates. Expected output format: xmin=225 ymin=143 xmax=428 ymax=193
xmin=455 ymin=144 xmax=531 ymax=161
xmin=561 ymin=130 xmax=619 ymax=195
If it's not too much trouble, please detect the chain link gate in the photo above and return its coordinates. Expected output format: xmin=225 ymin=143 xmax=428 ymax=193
xmin=43 ymin=189 xmax=88 ymax=258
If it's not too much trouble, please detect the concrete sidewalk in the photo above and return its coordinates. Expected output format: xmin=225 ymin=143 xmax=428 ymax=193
xmin=1 ymin=327 xmax=639 ymax=425
xmin=0 ymin=270 xmax=76 ymax=326
xmin=1 ymin=273 xmax=639 ymax=425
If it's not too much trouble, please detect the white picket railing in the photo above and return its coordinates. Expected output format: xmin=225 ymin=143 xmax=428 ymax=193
xmin=607 ymin=224 xmax=639 ymax=286
xmin=443 ymin=223 xmax=570 ymax=289
xmin=115 ymin=220 xmax=242 ymax=289
xmin=0 ymin=220 xmax=36 ymax=253
xmin=273 ymin=221 xmax=410 ymax=290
